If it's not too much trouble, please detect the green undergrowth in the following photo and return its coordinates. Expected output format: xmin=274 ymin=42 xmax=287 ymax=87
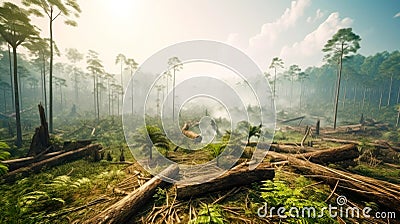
xmin=349 ymin=163 xmax=400 ymax=184
xmin=0 ymin=159 xmax=127 ymax=223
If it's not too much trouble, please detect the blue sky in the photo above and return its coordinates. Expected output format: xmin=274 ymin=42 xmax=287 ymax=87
xmin=24 ymin=0 xmax=400 ymax=73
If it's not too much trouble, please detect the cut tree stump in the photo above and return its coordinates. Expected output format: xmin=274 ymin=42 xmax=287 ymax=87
xmin=28 ymin=103 xmax=50 ymax=156
xmin=2 ymin=144 xmax=102 ymax=183
xmin=84 ymin=164 xmax=179 ymax=224
xmin=176 ymin=162 xmax=275 ymax=199
xmin=268 ymin=151 xmax=400 ymax=213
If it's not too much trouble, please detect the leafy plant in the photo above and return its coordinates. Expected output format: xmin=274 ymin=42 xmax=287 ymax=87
xmin=153 ymin=187 xmax=167 ymax=206
xmin=259 ymin=176 xmax=336 ymax=224
xmin=18 ymin=191 xmax=65 ymax=213
xmin=189 ymin=203 xmax=226 ymax=224
xmin=0 ymin=141 xmax=10 ymax=175
xmin=132 ymin=125 xmax=170 ymax=160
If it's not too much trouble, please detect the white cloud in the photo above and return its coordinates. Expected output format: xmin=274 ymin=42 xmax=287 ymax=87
xmin=279 ymin=12 xmax=353 ymax=68
xmin=394 ymin=12 xmax=400 ymax=18
xmin=307 ymin=9 xmax=324 ymax=23
xmin=248 ymin=0 xmax=311 ymax=49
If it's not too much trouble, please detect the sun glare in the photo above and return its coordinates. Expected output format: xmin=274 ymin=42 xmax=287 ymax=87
xmin=103 ymin=0 xmax=137 ymax=19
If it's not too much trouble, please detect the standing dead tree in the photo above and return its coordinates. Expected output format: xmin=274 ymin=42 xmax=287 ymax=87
xmin=28 ymin=103 xmax=50 ymax=156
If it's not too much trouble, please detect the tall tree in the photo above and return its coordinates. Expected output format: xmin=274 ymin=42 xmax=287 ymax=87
xmin=23 ymin=0 xmax=81 ymax=133
xmin=24 ymin=38 xmax=52 ymax=115
xmin=167 ymin=57 xmax=182 ymax=120
xmin=0 ymin=2 xmax=39 ymax=147
xmin=125 ymin=58 xmax=138 ymax=115
xmin=65 ymin=48 xmax=83 ymax=105
xmin=0 ymin=40 xmax=15 ymax=111
xmin=115 ymin=53 xmax=126 ymax=90
xmin=286 ymin=64 xmax=301 ymax=110
xmin=87 ymin=50 xmax=104 ymax=121
xmin=323 ymin=28 xmax=361 ymax=129
xmin=297 ymin=71 xmax=309 ymax=109
xmin=269 ymin=57 xmax=284 ymax=99
xmin=104 ymin=73 xmax=114 ymax=115
xmin=380 ymin=51 xmax=400 ymax=106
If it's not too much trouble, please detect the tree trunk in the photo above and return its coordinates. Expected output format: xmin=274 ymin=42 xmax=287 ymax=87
xmin=333 ymin=44 xmax=344 ymax=130
xmin=315 ymin=119 xmax=320 ymax=136
xmin=299 ymin=80 xmax=303 ymax=110
xmin=8 ymin=45 xmax=15 ymax=112
xmin=2 ymin=88 xmax=6 ymax=113
xmin=93 ymin=75 xmax=96 ymax=118
xmin=396 ymin=109 xmax=400 ymax=127
xmin=362 ymin=86 xmax=366 ymax=111
xmin=96 ymin=73 xmax=100 ymax=121
xmin=172 ymin=67 xmax=176 ymax=120
xmin=12 ymin=46 xmax=22 ymax=148
xmin=387 ymin=74 xmax=393 ymax=106
xmin=49 ymin=10 xmax=54 ymax=133
xmin=28 ymin=104 xmax=50 ymax=156
xmin=176 ymin=162 xmax=274 ymax=199
xmin=84 ymin=164 xmax=179 ymax=224
xmin=396 ymin=86 xmax=400 ymax=104
xmin=379 ymin=89 xmax=383 ymax=110
xmin=2 ymin=144 xmax=102 ymax=183
xmin=292 ymin=144 xmax=358 ymax=164
xmin=42 ymin=53 xmax=47 ymax=117
xmin=342 ymin=81 xmax=347 ymax=109
xmin=273 ymin=67 xmax=276 ymax=98
xmin=108 ymin=79 xmax=111 ymax=115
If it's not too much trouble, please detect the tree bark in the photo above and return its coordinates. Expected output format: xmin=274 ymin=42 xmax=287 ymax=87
xmin=28 ymin=104 xmax=50 ymax=156
xmin=387 ymin=74 xmax=393 ymax=106
xmin=322 ymin=137 xmax=400 ymax=152
xmin=176 ymin=162 xmax=275 ymax=199
xmin=12 ymin=46 xmax=22 ymax=147
xmin=1 ymin=150 xmax=64 ymax=172
xmin=8 ymin=45 xmax=14 ymax=112
xmin=84 ymin=164 xmax=179 ymax=224
xmin=333 ymin=43 xmax=344 ymax=130
xmin=49 ymin=8 xmax=54 ymax=133
xmin=292 ymin=144 xmax=358 ymax=164
xmin=2 ymin=144 xmax=102 ymax=183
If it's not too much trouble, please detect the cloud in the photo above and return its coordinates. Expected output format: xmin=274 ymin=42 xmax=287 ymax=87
xmin=279 ymin=12 xmax=353 ymax=68
xmin=248 ymin=0 xmax=311 ymax=49
xmin=394 ymin=12 xmax=400 ymax=18
xmin=307 ymin=9 xmax=324 ymax=23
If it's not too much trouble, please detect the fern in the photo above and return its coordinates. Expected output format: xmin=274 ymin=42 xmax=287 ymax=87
xmin=260 ymin=177 xmax=337 ymax=224
xmin=189 ymin=203 xmax=226 ymax=224
xmin=0 ymin=141 xmax=10 ymax=175
xmin=18 ymin=191 xmax=65 ymax=213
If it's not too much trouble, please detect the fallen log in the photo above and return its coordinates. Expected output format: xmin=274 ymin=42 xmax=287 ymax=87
xmin=279 ymin=116 xmax=305 ymax=124
xmin=181 ymin=123 xmax=202 ymax=143
xmin=255 ymin=142 xmax=316 ymax=153
xmin=322 ymin=137 xmax=400 ymax=152
xmin=294 ymin=144 xmax=359 ymax=164
xmin=176 ymin=162 xmax=275 ymax=199
xmin=268 ymin=151 xmax=400 ymax=213
xmin=1 ymin=150 xmax=65 ymax=172
xmin=84 ymin=164 xmax=179 ymax=224
xmin=63 ymin=139 xmax=96 ymax=151
xmin=2 ymin=144 xmax=102 ymax=183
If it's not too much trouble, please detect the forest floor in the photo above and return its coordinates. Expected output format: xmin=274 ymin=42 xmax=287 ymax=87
xmin=0 ymin=117 xmax=399 ymax=224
